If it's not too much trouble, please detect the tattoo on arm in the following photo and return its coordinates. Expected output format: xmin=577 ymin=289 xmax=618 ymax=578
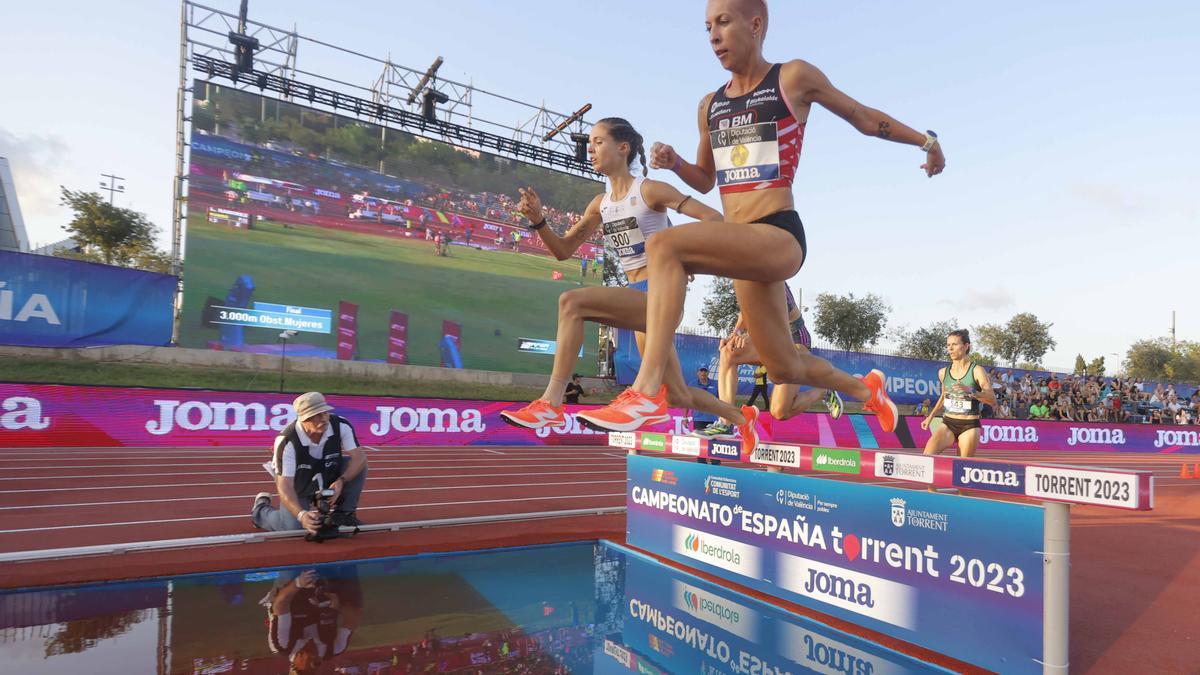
xmin=876 ymin=121 xmax=891 ymax=139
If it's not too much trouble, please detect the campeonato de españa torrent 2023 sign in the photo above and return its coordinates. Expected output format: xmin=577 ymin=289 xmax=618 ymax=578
xmin=626 ymin=453 xmax=1046 ymax=674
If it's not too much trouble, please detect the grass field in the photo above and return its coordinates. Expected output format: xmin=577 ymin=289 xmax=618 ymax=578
xmin=2 ymin=356 xmax=584 ymax=402
xmin=179 ymin=216 xmax=604 ymax=374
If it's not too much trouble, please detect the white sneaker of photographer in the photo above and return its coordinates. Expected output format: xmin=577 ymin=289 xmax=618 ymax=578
xmin=250 ymin=492 xmax=272 ymax=529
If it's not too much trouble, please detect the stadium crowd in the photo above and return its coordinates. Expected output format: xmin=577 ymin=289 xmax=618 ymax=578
xmin=193 ymin=135 xmax=599 ymax=246
xmin=917 ymin=371 xmax=1200 ymax=425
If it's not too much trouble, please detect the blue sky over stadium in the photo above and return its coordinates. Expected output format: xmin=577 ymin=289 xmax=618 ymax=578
xmin=0 ymin=0 xmax=1195 ymax=369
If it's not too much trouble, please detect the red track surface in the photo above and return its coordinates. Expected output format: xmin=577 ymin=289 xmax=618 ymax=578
xmin=1 ymin=444 xmax=1197 ymax=674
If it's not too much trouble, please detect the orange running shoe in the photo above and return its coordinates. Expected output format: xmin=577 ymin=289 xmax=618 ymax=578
xmin=737 ymin=405 xmax=763 ymax=454
xmin=861 ymin=369 xmax=898 ymax=433
xmin=500 ymin=399 xmax=566 ymax=430
xmin=576 ymin=386 xmax=669 ymax=432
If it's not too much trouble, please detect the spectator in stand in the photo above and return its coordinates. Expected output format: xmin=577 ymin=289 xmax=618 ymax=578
xmin=998 ymin=399 xmax=1014 ymax=419
xmin=1175 ymin=407 xmax=1193 ymax=425
xmin=1109 ymin=390 xmax=1124 ymax=423
xmin=1053 ymin=397 xmax=1074 ymax=421
xmin=1013 ymin=394 xmax=1031 ymax=420
xmin=1030 ymin=398 xmax=1051 ymax=420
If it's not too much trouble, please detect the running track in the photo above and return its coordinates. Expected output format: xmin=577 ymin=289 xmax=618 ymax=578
xmin=2 ymin=444 xmax=1197 ymax=673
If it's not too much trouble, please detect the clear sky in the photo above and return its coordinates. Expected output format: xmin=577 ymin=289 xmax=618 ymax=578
xmin=1 ymin=0 xmax=1196 ymax=370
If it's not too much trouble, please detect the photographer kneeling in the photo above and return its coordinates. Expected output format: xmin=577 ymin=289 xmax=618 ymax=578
xmin=252 ymin=392 xmax=368 ymax=536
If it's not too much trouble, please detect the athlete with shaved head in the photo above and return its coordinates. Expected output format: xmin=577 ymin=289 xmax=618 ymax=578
xmin=580 ymin=0 xmax=945 ymax=440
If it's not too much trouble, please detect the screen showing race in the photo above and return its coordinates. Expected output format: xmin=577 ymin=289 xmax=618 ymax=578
xmin=180 ymin=81 xmax=606 ymax=372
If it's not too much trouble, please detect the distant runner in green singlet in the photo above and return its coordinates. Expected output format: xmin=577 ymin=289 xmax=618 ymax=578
xmin=921 ymin=329 xmax=996 ymax=458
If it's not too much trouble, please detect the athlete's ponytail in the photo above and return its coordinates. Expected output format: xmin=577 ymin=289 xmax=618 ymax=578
xmin=597 ymin=117 xmax=647 ymax=176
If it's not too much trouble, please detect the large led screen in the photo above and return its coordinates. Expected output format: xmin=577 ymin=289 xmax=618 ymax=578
xmin=182 ymin=81 xmax=605 ymax=373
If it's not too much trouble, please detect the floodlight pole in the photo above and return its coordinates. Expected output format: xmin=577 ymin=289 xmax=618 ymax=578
xmin=99 ymin=173 xmax=125 ymax=204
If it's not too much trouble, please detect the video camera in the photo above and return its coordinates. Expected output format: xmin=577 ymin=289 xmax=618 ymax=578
xmin=305 ymin=488 xmax=345 ymax=543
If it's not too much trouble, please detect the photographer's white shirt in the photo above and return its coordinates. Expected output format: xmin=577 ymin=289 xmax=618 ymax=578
xmin=271 ymin=423 xmax=359 ymax=478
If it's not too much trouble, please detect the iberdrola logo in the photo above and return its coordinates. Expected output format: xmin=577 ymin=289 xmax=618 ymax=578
xmin=684 ymin=533 xmax=701 ymax=552
xmin=683 ymin=590 xmax=700 ymax=611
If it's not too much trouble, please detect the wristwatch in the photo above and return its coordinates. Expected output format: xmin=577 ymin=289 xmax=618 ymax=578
xmin=921 ymin=130 xmax=939 ymax=152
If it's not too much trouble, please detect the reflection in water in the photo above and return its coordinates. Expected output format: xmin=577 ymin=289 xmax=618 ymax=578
xmin=0 ymin=542 xmax=944 ymax=674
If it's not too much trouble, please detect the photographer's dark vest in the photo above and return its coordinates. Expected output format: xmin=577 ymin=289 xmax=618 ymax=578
xmin=275 ymin=415 xmax=348 ymax=500
xmin=268 ymin=587 xmax=340 ymax=656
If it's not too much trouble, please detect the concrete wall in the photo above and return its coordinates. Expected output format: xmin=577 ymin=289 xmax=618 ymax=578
xmin=1 ymin=344 xmax=611 ymax=391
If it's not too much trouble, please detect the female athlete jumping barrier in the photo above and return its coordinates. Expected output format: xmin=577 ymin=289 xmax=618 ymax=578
xmin=579 ymin=0 xmax=944 ymax=436
xmin=698 ymin=284 xmax=842 ymax=439
xmin=501 ymin=118 xmax=758 ymax=442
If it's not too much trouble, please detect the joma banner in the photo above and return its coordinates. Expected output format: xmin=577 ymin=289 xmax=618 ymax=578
xmin=626 ymin=454 xmax=1046 ymax=673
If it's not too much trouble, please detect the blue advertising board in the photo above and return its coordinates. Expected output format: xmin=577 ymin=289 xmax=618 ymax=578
xmin=0 ymin=250 xmax=176 ymax=348
xmin=626 ymin=454 xmax=1045 ymax=673
xmin=613 ymin=328 xmax=1200 ymax=405
xmin=613 ymin=328 xmax=945 ymax=405
xmin=595 ymin=542 xmax=945 ymax=674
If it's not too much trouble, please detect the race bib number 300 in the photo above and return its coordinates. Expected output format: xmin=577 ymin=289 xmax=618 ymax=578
xmin=603 ymin=217 xmax=645 ymax=259
xmin=711 ymin=122 xmax=781 ymax=187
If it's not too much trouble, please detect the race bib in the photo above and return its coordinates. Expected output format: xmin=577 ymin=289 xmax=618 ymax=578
xmin=603 ymin=217 xmax=645 ymax=259
xmin=711 ymin=122 xmax=781 ymax=187
xmin=944 ymin=396 xmax=973 ymax=415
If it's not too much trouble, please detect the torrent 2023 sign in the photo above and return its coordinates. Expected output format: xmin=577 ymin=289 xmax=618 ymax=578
xmin=626 ymin=454 xmax=1045 ymax=674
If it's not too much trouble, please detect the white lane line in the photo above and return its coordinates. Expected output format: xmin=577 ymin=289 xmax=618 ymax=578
xmin=0 ymin=462 xmax=626 ymax=481
xmin=0 ymin=448 xmax=617 ymax=460
xmin=0 ymin=470 xmax=629 ymax=494
xmin=0 ymin=457 xmax=618 ymax=470
xmin=4 ymin=479 xmax=628 ymax=511
xmin=0 ymin=446 xmax=615 ymax=456
xmin=0 ymin=492 xmax=626 ymax=534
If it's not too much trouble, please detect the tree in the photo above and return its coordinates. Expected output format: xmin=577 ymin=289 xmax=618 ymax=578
xmin=974 ymin=313 xmax=1056 ymax=368
xmin=1124 ymin=338 xmax=1174 ymax=380
xmin=700 ymin=277 xmax=740 ymax=336
xmin=973 ymin=352 xmax=997 ymax=366
xmin=1124 ymin=338 xmax=1200 ymax=384
xmin=812 ymin=293 xmax=890 ymax=352
xmin=897 ymin=318 xmax=958 ymax=361
xmin=57 ymin=188 xmax=170 ymax=272
xmin=1087 ymin=356 xmax=1106 ymax=377
xmin=1073 ymin=354 xmax=1087 ymax=375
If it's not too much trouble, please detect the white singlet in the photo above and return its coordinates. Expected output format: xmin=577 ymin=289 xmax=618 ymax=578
xmin=598 ymin=177 xmax=669 ymax=273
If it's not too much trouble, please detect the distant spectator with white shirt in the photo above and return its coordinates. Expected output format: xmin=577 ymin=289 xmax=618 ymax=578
xmin=252 ymin=392 xmax=369 ymax=534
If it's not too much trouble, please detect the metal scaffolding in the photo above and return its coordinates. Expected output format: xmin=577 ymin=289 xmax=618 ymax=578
xmin=171 ymin=0 xmax=598 ymax=341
